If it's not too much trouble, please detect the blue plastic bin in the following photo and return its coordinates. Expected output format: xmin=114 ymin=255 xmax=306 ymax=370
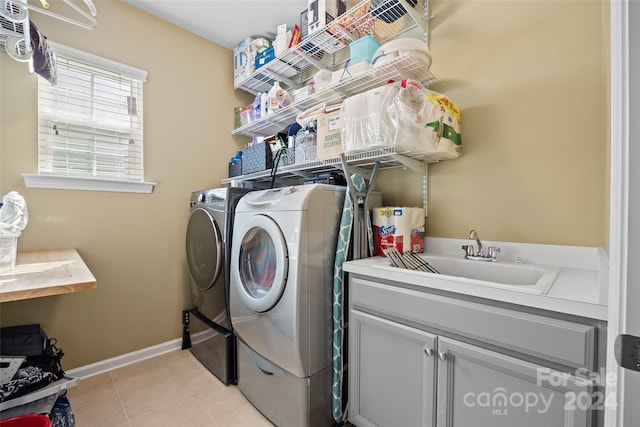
xmin=349 ymin=35 xmax=381 ymax=65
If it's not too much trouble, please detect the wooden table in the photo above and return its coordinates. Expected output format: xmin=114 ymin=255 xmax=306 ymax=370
xmin=0 ymin=249 xmax=96 ymax=303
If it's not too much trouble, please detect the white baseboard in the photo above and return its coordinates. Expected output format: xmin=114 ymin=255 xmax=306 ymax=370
xmin=66 ymin=338 xmax=184 ymax=379
xmin=67 ymin=309 xmax=228 ymax=379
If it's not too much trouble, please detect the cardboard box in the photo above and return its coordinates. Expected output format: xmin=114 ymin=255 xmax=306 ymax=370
xmin=233 ymin=37 xmax=271 ymax=87
xmin=300 ymin=9 xmax=309 ymax=40
xmin=274 ymin=24 xmax=292 ymax=57
xmin=316 ymin=110 xmax=344 ymax=160
xmin=254 ymin=46 xmax=275 ymax=70
xmin=307 ymin=0 xmax=346 ymax=35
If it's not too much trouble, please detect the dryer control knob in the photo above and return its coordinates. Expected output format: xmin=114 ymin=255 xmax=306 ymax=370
xmin=197 ymin=193 xmax=205 ymax=203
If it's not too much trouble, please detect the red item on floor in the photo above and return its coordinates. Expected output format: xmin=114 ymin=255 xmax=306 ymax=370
xmin=0 ymin=414 xmax=50 ymax=427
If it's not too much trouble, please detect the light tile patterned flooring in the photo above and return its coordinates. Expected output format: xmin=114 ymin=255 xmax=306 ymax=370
xmin=67 ymin=349 xmax=273 ymax=427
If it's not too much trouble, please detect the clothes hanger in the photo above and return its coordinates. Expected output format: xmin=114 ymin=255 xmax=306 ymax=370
xmin=1 ymin=0 xmax=97 ymax=30
xmin=1 ymin=0 xmax=96 ymax=73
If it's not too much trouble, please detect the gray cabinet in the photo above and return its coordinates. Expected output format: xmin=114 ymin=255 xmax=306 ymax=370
xmin=436 ymin=337 xmax=591 ymax=427
xmin=350 ymin=311 xmax=437 ymax=427
xmin=348 ymin=276 xmax=603 ymax=427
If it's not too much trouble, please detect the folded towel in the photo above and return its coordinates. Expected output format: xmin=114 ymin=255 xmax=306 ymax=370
xmin=296 ymin=102 xmax=326 ymax=127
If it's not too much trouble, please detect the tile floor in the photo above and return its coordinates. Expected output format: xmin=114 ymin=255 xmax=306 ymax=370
xmin=67 ymin=349 xmax=273 ymax=427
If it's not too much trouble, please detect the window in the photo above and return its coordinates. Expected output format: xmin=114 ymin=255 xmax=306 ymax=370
xmin=23 ymin=43 xmax=155 ymax=193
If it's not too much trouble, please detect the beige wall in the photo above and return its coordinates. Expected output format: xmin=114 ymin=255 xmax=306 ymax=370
xmin=0 ymin=0 xmax=609 ymax=368
xmin=0 ymin=0 xmax=252 ymax=368
xmin=376 ymin=0 xmax=609 ymax=246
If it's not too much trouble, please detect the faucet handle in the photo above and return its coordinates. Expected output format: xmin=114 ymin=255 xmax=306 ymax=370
xmin=488 ymin=246 xmax=501 ymax=261
xmin=462 ymin=245 xmax=475 ymax=257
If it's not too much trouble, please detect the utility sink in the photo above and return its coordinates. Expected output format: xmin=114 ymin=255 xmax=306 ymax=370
xmin=377 ymin=254 xmax=561 ymax=295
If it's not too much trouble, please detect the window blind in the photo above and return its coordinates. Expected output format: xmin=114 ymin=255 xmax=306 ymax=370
xmin=38 ymin=45 xmax=147 ymax=182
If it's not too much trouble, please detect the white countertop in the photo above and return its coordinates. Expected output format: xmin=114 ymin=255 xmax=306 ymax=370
xmin=343 ymin=238 xmax=609 ymax=321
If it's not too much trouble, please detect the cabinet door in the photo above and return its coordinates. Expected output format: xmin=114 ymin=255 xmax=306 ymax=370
xmin=349 ymin=310 xmax=437 ymax=427
xmin=436 ymin=337 xmax=592 ymax=427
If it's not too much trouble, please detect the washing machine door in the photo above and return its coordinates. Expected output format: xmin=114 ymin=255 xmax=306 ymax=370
xmin=236 ymin=214 xmax=288 ymax=313
xmin=186 ymin=208 xmax=223 ymax=290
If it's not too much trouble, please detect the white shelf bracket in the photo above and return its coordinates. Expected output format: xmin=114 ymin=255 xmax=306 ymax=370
xmin=259 ymin=68 xmax=298 ymax=90
xmin=390 ymin=153 xmax=428 ymax=215
xmin=344 ymin=165 xmax=373 ymax=181
xmin=389 ymin=153 xmax=426 ymax=174
xmin=293 ymin=48 xmax=332 ymax=71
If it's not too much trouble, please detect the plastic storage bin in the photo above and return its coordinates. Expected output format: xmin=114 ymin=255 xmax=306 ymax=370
xmin=294 ymin=127 xmax=318 ymax=164
xmin=0 ymin=232 xmax=19 ymax=270
xmin=239 ymin=107 xmax=254 ymax=126
xmin=0 ymin=414 xmax=51 ymax=427
xmin=242 ymin=142 xmax=273 ymax=175
xmin=349 ymin=35 xmax=380 ymax=65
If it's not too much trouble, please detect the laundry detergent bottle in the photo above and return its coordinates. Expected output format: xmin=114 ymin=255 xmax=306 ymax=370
xmin=261 ymin=90 xmax=268 ymax=117
xmin=268 ymin=82 xmax=282 ymax=114
xmin=252 ymin=93 xmax=262 ymax=121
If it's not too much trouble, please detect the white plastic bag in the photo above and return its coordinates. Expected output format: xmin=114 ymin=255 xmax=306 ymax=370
xmin=340 ymin=84 xmax=399 ymax=153
xmin=0 ymin=191 xmax=28 ymax=234
xmin=340 ymin=80 xmax=463 ymax=160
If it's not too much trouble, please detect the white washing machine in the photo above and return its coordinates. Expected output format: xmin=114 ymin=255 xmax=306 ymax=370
xmin=229 ymin=184 xmax=346 ymax=427
xmin=184 ymin=186 xmax=250 ymax=385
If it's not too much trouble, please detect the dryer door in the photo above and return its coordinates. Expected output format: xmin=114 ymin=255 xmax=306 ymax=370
xmin=186 ymin=208 xmax=223 ymax=290
xmin=235 ymin=214 xmax=288 ymax=313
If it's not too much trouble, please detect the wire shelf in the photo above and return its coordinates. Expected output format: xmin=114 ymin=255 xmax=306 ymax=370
xmin=227 ymin=0 xmax=437 ymax=188
xmin=233 ymin=51 xmax=437 ymax=138
xmin=221 ymin=147 xmax=435 ymax=187
xmin=233 ymin=0 xmax=431 ymax=96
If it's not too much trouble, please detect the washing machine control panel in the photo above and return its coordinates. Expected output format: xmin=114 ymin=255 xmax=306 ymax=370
xmin=246 ymin=186 xmax=296 ymax=205
xmin=190 ymin=188 xmax=229 ymax=210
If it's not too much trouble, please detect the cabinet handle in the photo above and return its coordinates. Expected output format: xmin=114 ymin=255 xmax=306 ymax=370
xmin=424 ymin=348 xmax=433 ymax=357
xmin=438 ymin=351 xmax=448 ymax=361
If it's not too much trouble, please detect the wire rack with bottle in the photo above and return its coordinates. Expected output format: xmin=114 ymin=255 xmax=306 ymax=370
xmin=234 ymin=0 xmax=432 ymax=97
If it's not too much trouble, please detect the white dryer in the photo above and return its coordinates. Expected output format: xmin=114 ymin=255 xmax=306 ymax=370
xmin=229 ymin=184 xmax=346 ymax=427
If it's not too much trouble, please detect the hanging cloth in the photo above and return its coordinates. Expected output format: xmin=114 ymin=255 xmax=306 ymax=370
xmin=332 ymin=173 xmax=374 ymax=423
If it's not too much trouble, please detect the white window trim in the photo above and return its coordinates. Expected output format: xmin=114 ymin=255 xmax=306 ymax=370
xmin=49 ymin=42 xmax=148 ymax=82
xmin=23 ymin=173 xmax=156 ymax=193
xmin=23 ymin=42 xmax=155 ymax=193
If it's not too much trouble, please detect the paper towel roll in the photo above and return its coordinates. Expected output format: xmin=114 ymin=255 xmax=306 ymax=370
xmin=372 ymin=207 xmax=425 ymax=256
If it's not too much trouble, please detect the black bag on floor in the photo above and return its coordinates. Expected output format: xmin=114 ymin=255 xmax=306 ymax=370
xmin=1 ymin=324 xmax=48 ymax=356
xmin=0 ymin=324 xmax=66 ymax=402
xmin=1 ymin=324 xmax=65 ymax=380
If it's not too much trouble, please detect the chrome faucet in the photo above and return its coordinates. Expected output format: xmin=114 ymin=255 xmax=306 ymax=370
xmin=462 ymin=229 xmax=500 ymax=262
xmin=469 ymin=229 xmax=482 ymax=255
